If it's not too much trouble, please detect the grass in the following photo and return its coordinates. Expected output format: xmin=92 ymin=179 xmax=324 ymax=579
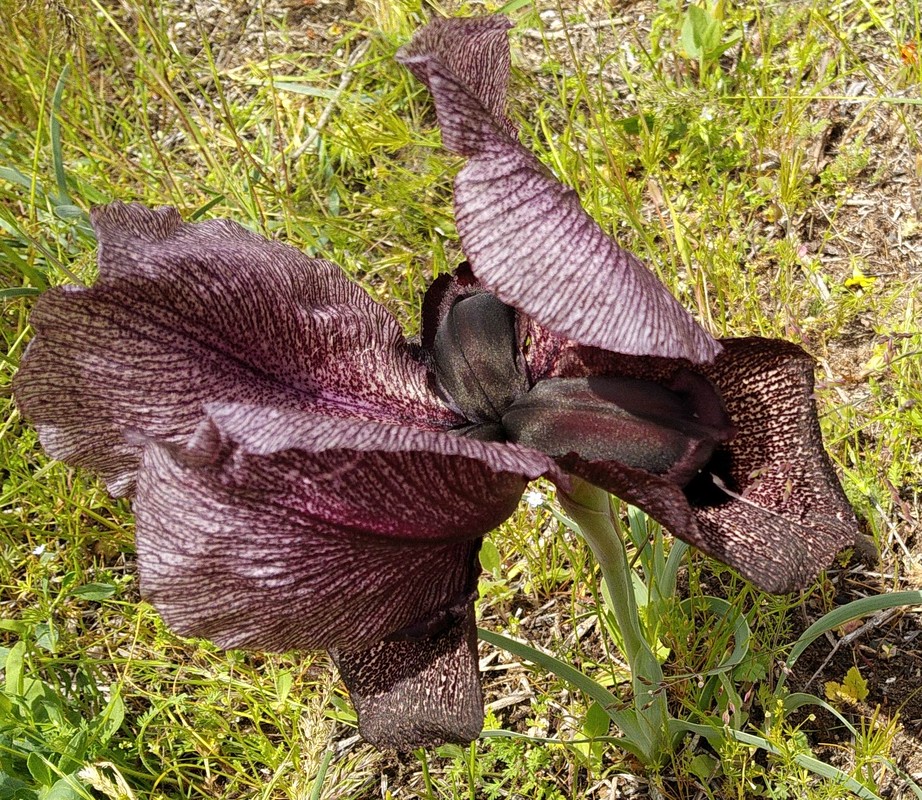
xmin=1 ymin=0 xmax=921 ymax=797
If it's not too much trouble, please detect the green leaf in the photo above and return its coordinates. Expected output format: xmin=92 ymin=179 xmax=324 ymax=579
xmin=271 ymin=82 xmax=339 ymax=99
xmin=783 ymin=591 xmax=922 ymax=681
xmin=0 ymin=287 xmax=42 ymax=300
xmin=50 ymin=65 xmax=72 ymax=205
xmin=478 ymin=540 xmax=501 ymax=576
xmin=92 ymin=687 xmax=125 ymax=744
xmin=275 ymin=671 xmax=293 ymax=704
xmin=496 ymin=0 xmax=534 ymax=14
xmin=670 ymin=720 xmax=883 ymax=799
xmin=681 ymin=5 xmax=722 ymax=61
xmin=582 ymin=701 xmax=610 ymax=739
xmin=477 ymin=627 xmax=646 ymax=758
xmin=38 ymin=774 xmax=86 ymax=800
xmin=4 ymin=642 xmax=26 ymax=695
xmin=27 ymin=754 xmax=54 ymax=788
xmin=688 ymin=752 xmax=719 ymax=781
xmin=68 ymin=583 xmax=116 ymax=601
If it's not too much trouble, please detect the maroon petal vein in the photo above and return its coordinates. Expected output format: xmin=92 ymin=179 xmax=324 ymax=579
xmin=398 ymin=18 xmax=721 ymax=363
xmin=13 ymin=202 xmax=455 ymax=495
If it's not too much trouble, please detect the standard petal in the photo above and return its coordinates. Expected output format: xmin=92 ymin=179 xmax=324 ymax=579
xmin=558 ymin=338 xmax=857 ymax=593
xmin=332 ymin=598 xmax=483 ymax=749
xmin=13 ymin=202 xmax=455 ymax=496
xmin=397 ymin=16 xmax=517 ymax=152
xmin=398 ymin=18 xmax=721 ymax=363
xmin=134 ymin=404 xmax=563 ymax=651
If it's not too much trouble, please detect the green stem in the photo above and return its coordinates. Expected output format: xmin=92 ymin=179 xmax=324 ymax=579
xmin=559 ymin=477 xmax=671 ymax=765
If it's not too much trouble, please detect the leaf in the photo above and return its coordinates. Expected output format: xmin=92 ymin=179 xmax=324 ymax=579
xmin=681 ymin=5 xmax=722 ymax=61
xmin=38 ymin=774 xmax=86 ymax=800
xmin=477 ymin=627 xmax=647 ymax=759
xmin=496 ymin=0 xmax=534 ymax=13
xmin=4 ymin=641 xmax=25 ymax=695
xmin=582 ymin=701 xmax=610 ymax=739
xmin=50 ymin=65 xmax=72 ymax=205
xmin=270 ymin=82 xmax=338 ymax=98
xmin=688 ymin=752 xmax=719 ymax=781
xmin=27 ymin=754 xmax=54 ymax=788
xmin=275 ymin=671 xmax=293 ymax=704
xmin=825 ymin=666 xmax=869 ymax=704
xmin=783 ymin=591 xmax=922 ymax=679
xmin=92 ymin=687 xmax=125 ymax=744
xmin=68 ymin=583 xmax=116 ymax=601
xmin=478 ymin=539 xmax=501 ymax=576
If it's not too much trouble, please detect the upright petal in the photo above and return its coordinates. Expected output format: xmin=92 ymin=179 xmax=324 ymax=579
xmin=397 ymin=15 xmax=516 ymax=149
xmin=134 ymin=403 xmax=564 ymax=651
xmin=13 ymin=202 xmax=455 ymax=496
xmin=398 ymin=18 xmax=721 ymax=363
xmin=556 ymin=338 xmax=857 ymax=593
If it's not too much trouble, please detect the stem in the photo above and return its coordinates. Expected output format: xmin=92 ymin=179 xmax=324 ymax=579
xmin=559 ymin=477 xmax=671 ymax=765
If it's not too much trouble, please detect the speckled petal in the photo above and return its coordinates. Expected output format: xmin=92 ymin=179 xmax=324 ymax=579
xmin=556 ymin=338 xmax=857 ymax=593
xmin=333 ymin=597 xmax=483 ymax=749
xmin=398 ymin=18 xmax=720 ymax=363
xmin=13 ymin=202 xmax=455 ymax=496
xmin=134 ymin=403 xmax=563 ymax=650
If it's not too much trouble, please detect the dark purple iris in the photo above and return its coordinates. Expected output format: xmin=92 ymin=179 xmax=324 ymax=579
xmin=12 ymin=16 xmax=857 ymax=750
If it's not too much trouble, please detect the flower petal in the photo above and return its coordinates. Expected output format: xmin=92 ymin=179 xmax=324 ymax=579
xmin=13 ymin=202 xmax=454 ymax=496
xmin=332 ymin=597 xmax=483 ymax=749
xmin=503 ymin=375 xmax=730 ymax=486
xmin=557 ymin=338 xmax=857 ymax=592
xmin=398 ymin=18 xmax=721 ymax=363
xmin=134 ymin=403 xmax=563 ymax=651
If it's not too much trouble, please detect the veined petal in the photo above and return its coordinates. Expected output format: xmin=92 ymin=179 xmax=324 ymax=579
xmin=558 ymin=338 xmax=857 ymax=593
xmin=397 ymin=16 xmax=516 ymax=151
xmin=135 ymin=404 xmax=563 ymax=651
xmin=332 ymin=598 xmax=483 ymax=749
xmin=13 ymin=202 xmax=454 ymax=496
xmin=398 ymin=18 xmax=721 ymax=363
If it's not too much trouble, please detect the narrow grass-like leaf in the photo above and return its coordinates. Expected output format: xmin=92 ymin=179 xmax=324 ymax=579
xmin=671 ymin=720 xmax=882 ymax=799
xmin=783 ymin=591 xmax=922 ymax=679
xmin=271 ymin=82 xmax=339 ymax=99
xmin=679 ymin=595 xmax=751 ymax=676
xmin=783 ymin=692 xmax=860 ymax=738
xmin=496 ymin=0 xmax=534 ymax=14
xmin=50 ymin=65 xmax=72 ymax=205
xmin=190 ymin=194 xmax=227 ymax=220
xmin=477 ymin=627 xmax=647 ymax=756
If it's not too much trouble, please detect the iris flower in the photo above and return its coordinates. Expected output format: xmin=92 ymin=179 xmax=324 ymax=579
xmin=13 ymin=16 xmax=857 ymax=749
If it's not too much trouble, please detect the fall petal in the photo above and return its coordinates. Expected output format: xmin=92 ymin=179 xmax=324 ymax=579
xmin=13 ymin=202 xmax=454 ymax=496
xmin=134 ymin=404 xmax=563 ymax=651
xmin=560 ymin=338 xmax=857 ymax=593
xmin=333 ymin=597 xmax=483 ymax=749
xmin=398 ymin=18 xmax=720 ymax=363
xmin=693 ymin=337 xmax=858 ymax=590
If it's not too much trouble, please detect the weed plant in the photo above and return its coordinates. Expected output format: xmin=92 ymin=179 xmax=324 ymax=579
xmin=1 ymin=0 xmax=920 ymax=798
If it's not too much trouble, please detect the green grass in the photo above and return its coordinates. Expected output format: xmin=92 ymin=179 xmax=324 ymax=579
xmin=2 ymin=0 xmax=921 ymax=797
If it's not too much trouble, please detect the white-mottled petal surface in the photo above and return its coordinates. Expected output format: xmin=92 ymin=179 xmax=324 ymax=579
xmin=134 ymin=404 xmax=562 ymax=650
xmin=398 ymin=18 xmax=721 ymax=363
xmin=13 ymin=202 xmax=455 ymax=496
xmin=333 ymin=600 xmax=483 ymax=749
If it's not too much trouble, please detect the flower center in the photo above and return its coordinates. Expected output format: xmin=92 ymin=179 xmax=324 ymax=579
xmin=431 ymin=292 xmax=527 ymax=424
xmin=432 ymin=291 xmax=732 ymax=484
